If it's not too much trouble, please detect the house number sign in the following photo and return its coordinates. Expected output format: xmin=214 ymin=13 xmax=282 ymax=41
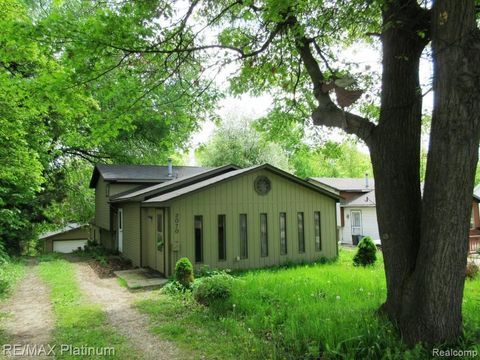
xmin=174 ymin=213 xmax=180 ymax=233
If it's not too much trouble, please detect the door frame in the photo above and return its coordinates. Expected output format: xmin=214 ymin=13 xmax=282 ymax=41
xmin=350 ymin=210 xmax=363 ymax=235
xmin=155 ymin=208 xmax=166 ymax=275
xmin=118 ymin=208 xmax=123 ymax=252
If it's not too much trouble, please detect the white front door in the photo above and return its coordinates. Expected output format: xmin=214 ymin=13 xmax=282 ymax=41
xmin=351 ymin=210 xmax=362 ymax=236
xmin=118 ymin=208 xmax=123 ymax=252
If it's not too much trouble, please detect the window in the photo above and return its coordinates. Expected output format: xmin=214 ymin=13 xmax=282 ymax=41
xmin=260 ymin=213 xmax=268 ymax=257
xmin=314 ymin=211 xmax=322 ymax=251
xmin=279 ymin=213 xmax=287 ymax=255
xmin=240 ymin=214 xmax=248 ymax=259
xmin=297 ymin=212 xmax=305 ymax=253
xmin=218 ymin=215 xmax=226 ymax=261
xmin=105 ymin=183 xmax=110 ymax=197
xmin=194 ymin=216 xmax=203 ymax=263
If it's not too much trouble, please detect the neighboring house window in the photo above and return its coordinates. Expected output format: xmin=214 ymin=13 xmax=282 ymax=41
xmin=218 ymin=215 xmax=226 ymax=261
xmin=279 ymin=212 xmax=287 ymax=255
xmin=105 ymin=183 xmax=110 ymax=197
xmin=297 ymin=212 xmax=305 ymax=253
xmin=240 ymin=214 xmax=248 ymax=259
xmin=194 ymin=216 xmax=203 ymax=263
xmin=260 ymin=213 xmax=268 ymax=257
xmin=314 ymin=211 xmax=322 ymax=251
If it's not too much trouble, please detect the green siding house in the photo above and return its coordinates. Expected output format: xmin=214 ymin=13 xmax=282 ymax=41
xmin=90 ymin=163 xmax=340 ymax=276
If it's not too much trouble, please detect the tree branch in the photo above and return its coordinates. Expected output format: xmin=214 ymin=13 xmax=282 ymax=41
xmin=291 ymin=18 xmax=376 ymax=143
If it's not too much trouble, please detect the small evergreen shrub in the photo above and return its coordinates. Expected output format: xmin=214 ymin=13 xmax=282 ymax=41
xmin=353 ymin=236 xmax=377 ymax=267
xmin=175 ymin=257 xmax=194 ymax=288
xmin=193 ymin=273 xmax=234 ymax=306
xmin=465 ymin=262 xmax=479 ymax=280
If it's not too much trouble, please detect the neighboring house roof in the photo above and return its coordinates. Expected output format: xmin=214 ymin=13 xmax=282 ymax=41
xmin=144 ymin=164 xmax=341 ymax=205
xmin=39 ymin=223 xmax=88 ymax=240
xmin=343 ymin=190 xmax=376 ymax=207
xmin=89 ymin=164 xmax=210 ymax=188
xmin=308 ymin=177 xmax=374 ymax=192
xmin=110 ymin=164 xmax=240 ymax=203
xmin=474 ymin=185 xmax=480 ymax=202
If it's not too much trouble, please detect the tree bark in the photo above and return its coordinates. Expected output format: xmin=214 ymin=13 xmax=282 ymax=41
xmin=399 ymin=0 xmax=480 ymax=344
xmin=373 ymin=0 xmax=480 ymax=345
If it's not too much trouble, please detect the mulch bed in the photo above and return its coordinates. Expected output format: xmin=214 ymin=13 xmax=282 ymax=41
xmin=88 ymin=256 xmax=133 ymax=278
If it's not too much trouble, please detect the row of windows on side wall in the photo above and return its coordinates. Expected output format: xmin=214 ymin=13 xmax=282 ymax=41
xmin=193 ymin=212 xmax=322 ymax=263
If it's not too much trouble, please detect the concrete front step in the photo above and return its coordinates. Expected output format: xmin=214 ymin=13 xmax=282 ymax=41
xmin=114 ymin=268 xmax=168 ymax=290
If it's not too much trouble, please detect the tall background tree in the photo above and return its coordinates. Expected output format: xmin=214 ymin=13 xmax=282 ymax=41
xmin=0 ymin=0 xmax=218 ymax=253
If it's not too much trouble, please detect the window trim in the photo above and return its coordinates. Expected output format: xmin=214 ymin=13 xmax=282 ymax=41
xmin=279 ymin=212 xmax=287 ymax=255
xmin=314 ymin=211 xmax=322 ymax=252
xmin=260 ymin=213 xmax=268 ymax=257
xmin=218 ymin=214 xmax=227 ymax=261
xmin=194 ymin=215 xmax=203 ymax=263
xmin=239 ymin=214 xmax=248 ymax=259
xmin=297 ymin=212 xmax=305 ymax=253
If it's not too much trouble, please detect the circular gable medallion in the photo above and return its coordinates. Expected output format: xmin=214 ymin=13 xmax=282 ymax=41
xmin=254 ymin=176 xmax=271 ymax=195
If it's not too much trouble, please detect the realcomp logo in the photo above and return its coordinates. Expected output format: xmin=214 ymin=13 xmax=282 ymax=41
xmin=2 ymin=344 xmax=115 ymax=357
xmin=432 ymin=348 xmax=478 ymax=358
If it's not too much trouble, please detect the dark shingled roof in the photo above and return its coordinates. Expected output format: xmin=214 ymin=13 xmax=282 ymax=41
xmin=110 ymin=164 xmax=239 ymax=202
xmin=89 ymin=164 xmax=210 ymax=188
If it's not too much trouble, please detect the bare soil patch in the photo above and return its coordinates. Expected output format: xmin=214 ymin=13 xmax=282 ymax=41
xmin=88 ymin=256 xmax=133 ymax=278
xmin=0 ymin=265 xmax=54 ymax=359
xmin=73 ymin=261 xmax=180 ymax=360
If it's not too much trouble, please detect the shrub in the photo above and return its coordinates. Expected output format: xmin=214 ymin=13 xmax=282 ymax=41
xmin=353 ymin=236 xmax=377 ymax=267
xmin=175 ymin=257 xmax=194 ymax=289
xmin=466 ymin=262 xmax=479 ymax=280
xmin=193 ymin=273 xmax=234 ymax=306
xmin=162 ymin=280 xmax=187 ymax=295
xmin=0 ymin=241 xmax=10 ymax=265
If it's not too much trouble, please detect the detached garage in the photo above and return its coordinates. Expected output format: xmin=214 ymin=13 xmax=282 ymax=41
xmin=40 ymin=223 xmax=90 ymax=253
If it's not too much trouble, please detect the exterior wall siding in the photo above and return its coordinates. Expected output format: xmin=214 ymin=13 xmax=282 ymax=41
xmin=121 ymin=202 xmax=141 ymax=267
xmin=95 ymin=178 xmax=144 ymax=231
xmin=341 ymin=207 xmax=380 ymax=244
xmin=167 ymin=169 xmax=338 ymax=270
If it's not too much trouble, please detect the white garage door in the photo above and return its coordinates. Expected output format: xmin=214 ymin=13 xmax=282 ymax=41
xmin=53 ymin=240 xmax=88 ymax=253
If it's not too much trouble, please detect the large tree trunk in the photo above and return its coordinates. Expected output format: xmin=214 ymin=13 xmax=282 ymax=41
xmin=399 ymin=0 xmax=480 ymax=344
xmin=371 ymin=0 xmax=427 ymax=322
xmin=373 ymin=0 xmax=480 ymax=345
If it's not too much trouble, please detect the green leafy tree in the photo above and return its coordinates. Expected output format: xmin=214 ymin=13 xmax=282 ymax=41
xmin=197 ymin=117 xmax=292 ymax=171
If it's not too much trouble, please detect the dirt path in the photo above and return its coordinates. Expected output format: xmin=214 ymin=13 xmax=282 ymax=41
xmin=73 ymin=262 xmax=179 ymax=360
xmin=0 ymin=264 xmax=54 ymax=359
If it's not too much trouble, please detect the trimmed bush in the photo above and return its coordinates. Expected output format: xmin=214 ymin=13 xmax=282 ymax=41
xmin=193 ymin=273 xmax=234 ymax=306
xmin=175 ymin=257 xmax=194 ymax=288
xmin=353 ymin=236 xmax=377 ymax=267
xmin=466 ymin=262 xmax=479 ymax=280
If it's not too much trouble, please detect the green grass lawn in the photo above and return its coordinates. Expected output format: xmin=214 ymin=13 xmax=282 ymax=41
xmin=38 ymin=259 xmax=142 ymax=359
xmin=136 ymin=249 xmax=480 ymax=360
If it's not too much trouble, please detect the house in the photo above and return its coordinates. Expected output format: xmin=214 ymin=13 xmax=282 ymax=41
xmin=89 ymin=162 xmax=340 ymax=276
xmin=470 ymin=188 xmax=480 ymax=254
xmin=40 ymin=223 xmax=90 ymax=253
xmin=309 ymin=176 xmax=480 ymax=253
xmin=308 ymin=175 xmax=377 ymax=245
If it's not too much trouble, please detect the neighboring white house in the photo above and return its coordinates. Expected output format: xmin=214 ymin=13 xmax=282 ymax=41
xmin=308 ymin=176 xmax=380 ymax=245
